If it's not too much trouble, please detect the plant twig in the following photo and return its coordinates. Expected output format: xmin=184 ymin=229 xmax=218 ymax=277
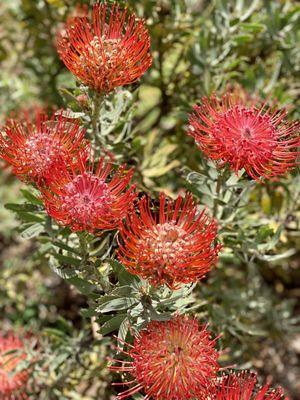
xmin=91 ymin=93 xmax=103 ymax=145
xmin=213 ymin=172 xmax=223 ymax=218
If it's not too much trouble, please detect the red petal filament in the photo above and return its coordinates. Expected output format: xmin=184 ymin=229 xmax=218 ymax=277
xmin=118 ymin=192 xmax=221 ymax=288
xmin=188 ymin=92 xmax=300 ymax=181
xmin=57 ymin=2 xmax=152 ymax=93
xmin=41 ymin=157 xmax=136 ymax=233
xmin=110 ymin=315 xmax=219 ymax=400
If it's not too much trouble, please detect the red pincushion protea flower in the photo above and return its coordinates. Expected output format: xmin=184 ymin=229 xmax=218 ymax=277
xmin=117 ymin=192 xmax=220 ymax=288
xmin=110 ymin=315 xmax=219 ymax=400
xmin=188 ymin=92 xmax=300 ymax=181
xmin=0 ymin=333 xmax=29 ymax=400
xmin=212 ymin=371 xmax=286 ymax=400
xmin=0 ymin=110 xmax=88 ymax=184
xmin=41 ymin=157 xmax=136 ymax=232
xmin=57 ymin=2 xmax=152 ymax=93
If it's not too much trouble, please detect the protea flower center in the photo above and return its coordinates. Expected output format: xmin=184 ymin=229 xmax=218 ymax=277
xmin=81 ymin=35 xmax=122 ymax=73
xmin=142 ymin=223 xmax=190 ymax=265
xmin=24 ymin=132 xmax=64 ymax=176
xmin=61 ymin=173 xmax=113 ymax=224
xmin=166 ymin=335 xmax=187 ymax=365
xmin=212 ymin=105 xmax=277 ymax=165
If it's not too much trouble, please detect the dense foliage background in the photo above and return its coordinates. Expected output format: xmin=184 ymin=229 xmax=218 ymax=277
xmin=0 ymin=0 xmax=299 ymax=399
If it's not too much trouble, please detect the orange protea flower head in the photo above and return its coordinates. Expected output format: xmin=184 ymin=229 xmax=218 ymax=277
xmin=212 ymin=371 xmax=286 ymax=400
xmin=0 ymin=110 xmax=89 ymax=184
xmin=110 ymin=315 xmax=219 ymax=400
xmin=57 ymin=2 xmax=152 ymax=93
xmin=188 ymin=92 xmax=300 ymax=181
xmin=0 ymin=332 xmax=30 ymax=400
xmin=41 ymin=157 xmax=136 ymax=232
xmin=117 ymin=192 xmax=221 ymax=288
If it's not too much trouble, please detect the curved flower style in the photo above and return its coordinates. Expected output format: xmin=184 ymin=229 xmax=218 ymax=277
xmin=212 ymin=371 xmax=286 ymax=400
xmin=188 ymin=92 xmax=300 ymax=181
xmin=57 ymin=2 xmax=152 ymax=93
xmin=0 ymin=332 xmax=29 ymax=400
xmin=0 ymin=110 xmax=88 ymax=184
xmin=110 ymin=315 xmax=219 ymax=400
xmin=41 ymin=157 xmax=136 ymax=233
xmin=118 ymin=192 xmax=221 ymax=288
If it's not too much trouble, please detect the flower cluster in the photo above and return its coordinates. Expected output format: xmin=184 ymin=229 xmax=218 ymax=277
xmin=57 ymin=2 xmax=152 ymax=93
xmin=188 ymin=92 xmax=300 ymax=181
xmin=118 ymin=192 xmax=221 ymax=288
xmin=0 ymin=1 xmax=151 ymax=237
xmin=0 ymin=2 xmax=296 ymax=399
xmin=0 ymin=332 xmax=30 ymax=400
xmin=110 ymin=317 xmax=286 ymax=400
xmin=110 ymin=315 xmax=219 ymax=400
xmin=110 ymin=317 xmax=287 ymax=400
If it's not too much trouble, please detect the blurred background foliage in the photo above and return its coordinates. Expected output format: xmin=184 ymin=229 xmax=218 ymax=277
xmin=0 ymin=0 xmax=299 ymax=398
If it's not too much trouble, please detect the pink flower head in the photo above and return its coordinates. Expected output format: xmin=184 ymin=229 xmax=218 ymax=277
xmin=41 ymin=157 xmax=136 ymax=233
xmin=0 ymin=109 xmax=89 ymax=184
xmin=188 ymin=92 xmax=300 ymax=181
xmin=212 ymin=371 xmax=286 ymax=400
xmin=0 ymin=332 xmax=30 ymax=400
xmin=118 ymin=192 xmax=220 ymax=289
xmin=57 ymin=2 xmax=152 ymax=93
xmin=110 ymin=315 xmax=219 ymax=400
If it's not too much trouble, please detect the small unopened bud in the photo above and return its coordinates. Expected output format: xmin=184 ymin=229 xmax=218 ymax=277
xmin=76 ymin=94 xmax=89 ymax=108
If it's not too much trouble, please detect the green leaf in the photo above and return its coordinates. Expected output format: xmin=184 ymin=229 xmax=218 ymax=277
xmin=52 ymin=253 xmax=81 ymax=267
xmin=80 ymin=308 xmax=98 ymax=318
xmin=49 ymin=352 xmax=70 ymax=371
xmin=148 ymin=309 xmax=172 ymax=321
xmin=259 ymin=249 xmax=297 ymax=262
xmin=232 ymin=34 xmax=252 ymax=44
xmin=241 ymin=22 xmax=265 ymax=33
xmin=234 ymin=320 xmax=267 ymax=336
xmin=109 ymin=259 xmax=140 ymax=286
xmin=52 ymin=241 xmax=80 ymax=255
xmin=43 ymin=328 xmax=67 ymax=339
xmin=17 ymin=212 xmax=45 ymax=223
xmin=258 ymin=225 xmax=284 ymax=252
xmin=59 ymin=87 xmax=80 ymax=104
xmin=5 ymin=203 xmax=37 ymax=212
xmin=132 ymin=394 xmax=145 ymax=400
xmin=118 ymin=317 xmax=129 ymax=348
xmin=100 ymin=314 xmax=127 ymax=336
xmin=96 ymin=297 xmax=138 ymax=313
xmin=49 ymin=261 xmax=78 ymax=280
xmin=110 ymin=286 xmax=136 ymax=297
xmin=20 ymin=189 xmax=43 ymax=205
xmin=226 ymin=171 xmax=244 ymax=186
xmin=68 ymin=277 xmax=98 ymax=297
xmin=20 ymin=223 xmax=44 ymax=239
xmin=257 ymin=226 xmax=274 ymax=241
xmin=143 ymin=160 xmax=181 ymax=178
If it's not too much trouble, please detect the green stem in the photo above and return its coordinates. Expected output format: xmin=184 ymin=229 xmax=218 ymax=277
xmin=213 ymin=172 xmax=223 ymax=218
xmin=77 ymin=232 xmax=89 ymax=267
xmin=91 ymin=93 xmax=103 ymax=144
xmin=77 ymin=233 xmax=109 ymax=293
xmin=93 ymin=263 xmax=111 ymax=293
xmin=45 ymin=215 xmax=56 ymax=239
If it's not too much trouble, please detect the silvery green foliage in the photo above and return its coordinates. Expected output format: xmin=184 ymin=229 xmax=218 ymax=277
xmin=0 ymin=0 xmax=299 ymax=398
